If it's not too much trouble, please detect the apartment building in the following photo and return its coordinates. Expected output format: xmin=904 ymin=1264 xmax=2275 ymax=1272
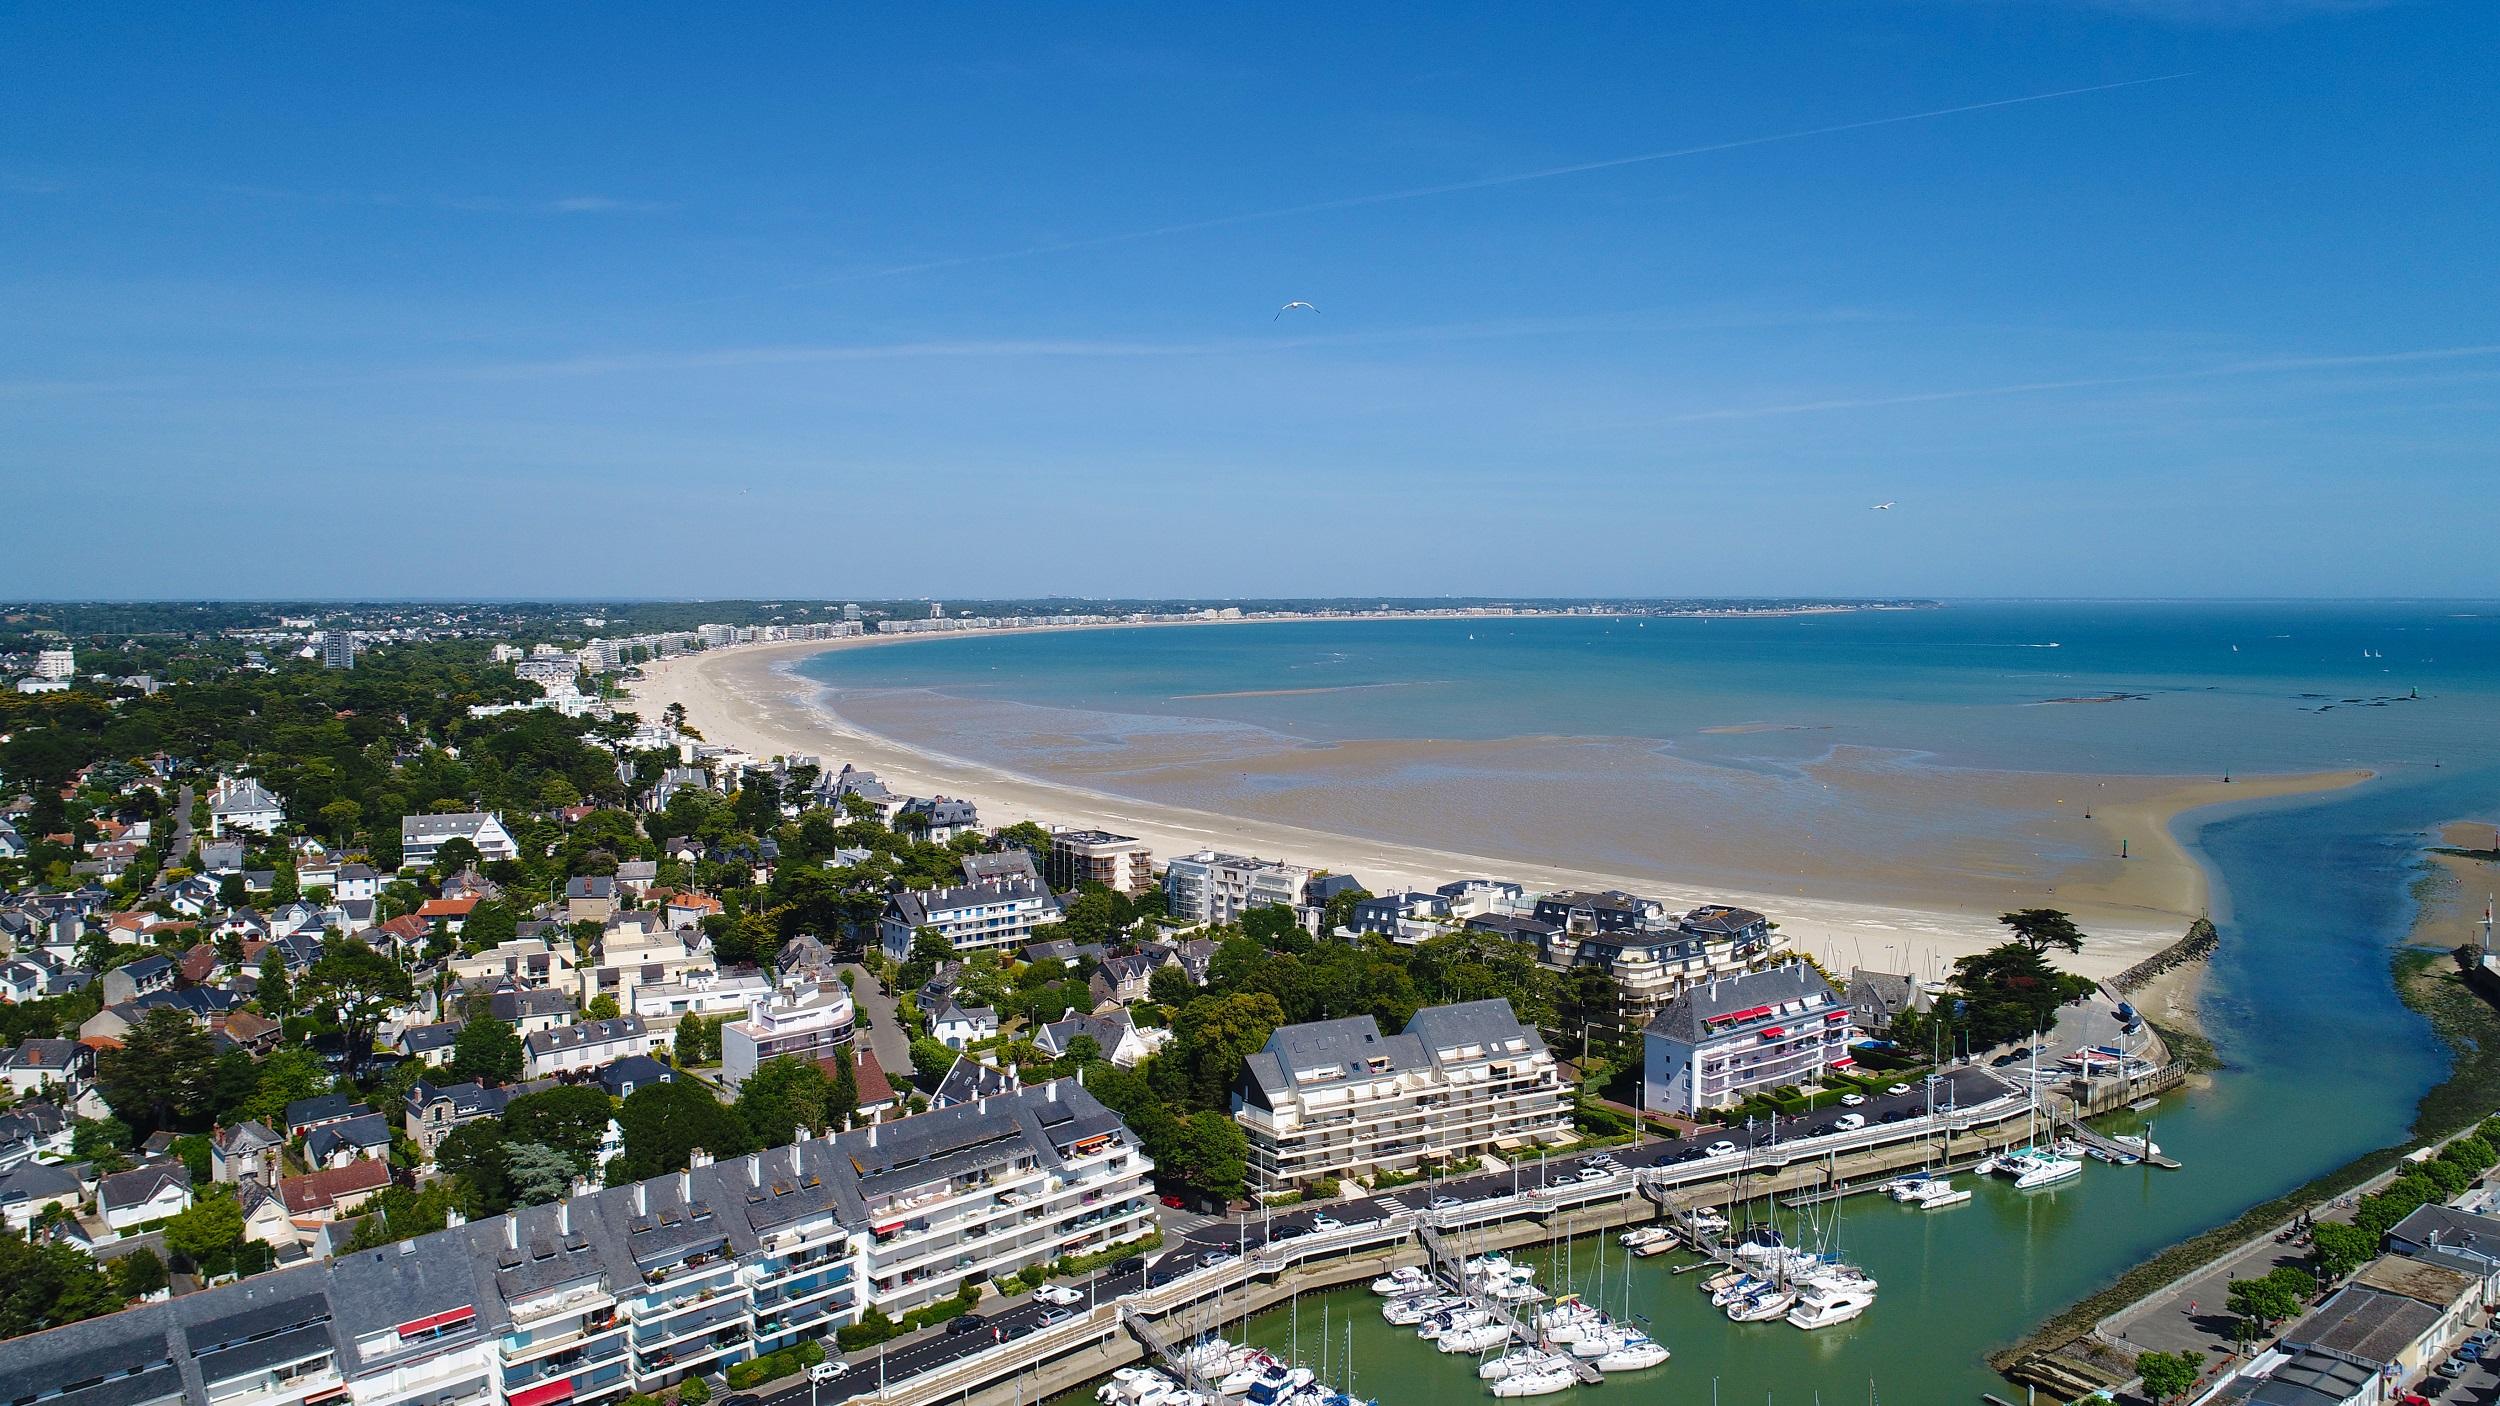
xmin=1046 ymin=829 xmax=1154 ymax=897
xmin=1163 ymin=850 xmax=1312 ymax=928
xmin=522 ymin=1016 xmax=667 ymax=1080
xmin=0 ymin=1082 xmax=1151 ymax=1406
xmin=878 ymin=875 xmax=1061 ymax=958
xmin=718 ymin=981 xmax=857 ymax=1091
xmin=1491 ymin=897 xmax=1785 ymax=1025
xmin=1233 ymin=998 xmax=1572 ymax=1194
xmin=400 ymin=812 xmax=519 ymax=868
xmin=579 ymin=919 xmax=717 ymax=1015
xmin=1640 ymin=962 xmax=1857 ymax=1117
xmin=208 ymin=775 xmax=285 ymax=837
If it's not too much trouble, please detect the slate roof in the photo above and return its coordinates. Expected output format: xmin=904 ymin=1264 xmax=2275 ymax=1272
xmin=97 ymin=1164 xmax=190 ymax=1214
xmin=522 ymin=1015 xmax=648 ymax=1057
xmin=1641 ymin=962 xmax=1840 ymax=1044
xmin=284 ymin=1093 xmax=361 ymax=1129
xmin=929 ymin=1054 xmax=1016 ymax=1107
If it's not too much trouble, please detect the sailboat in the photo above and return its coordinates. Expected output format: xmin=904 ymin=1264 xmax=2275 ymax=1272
xmin=1991 ymin=1038 xmax=2082 ymax=1189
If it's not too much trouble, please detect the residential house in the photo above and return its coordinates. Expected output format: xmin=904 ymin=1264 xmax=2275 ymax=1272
xmin=207 ymin=776 xmax=285 ymax=836
xmin=928 ymin=1000 xmax=997 ymax=1051
xmin=1233 ymin=998 xmax=1573 ymax=1194
xmin=211 ymin=1120 xmax=284 ymax=1185
xmin=522 ymin=1016 xmax=665 ymax=1080
xmin=630 ymin=965 xmax=774 ymax=1024
xmin=1343 ymin=890 xmax=1452 ymax=943
xmin=486 ymin=985 xmax=578 ymax=1035
xmin=1087 ymin=947 xmax=1178 ymax=1007
xmin=100 ymin=953 xmax=177 ymax=1005
xmin=279 ymin=1159 xmax=392 ymax=1227
xmin=306 ymin=1113 xmax=394 ymax=1170
xmin=1844 ymin=969 xmax=1930 ymax=1038
xmin=395 ymin=1020 xmax=464 ymax=1067
xmin=1033 ymin=1010 xmax=1163 ymax=1068
xmin=402 ymin=1077 xmax=554 ymax=1157
xmin=398 ymin=811 xmax=519 ymax=868
xmin=97 ymin=1164 xmax=193 ymax=1233
xmin=2 ymin=1037 xmax=92 ymax=1097
xmin=614 ymin=858 xmax=659 ymax=897
xmin=878 ymin=875 xmax=1061 ymax=959
xmin=282 ymin=1093 xmax=367 ymax=1140
xmin=2384 ymin=1203 xmax=2500 ymax=1296
xmin=331 ymin=862 xmax=382 ymax=902
xmin=1641 ymin=962 xmax=1857 ymax=1117
xmin=565 ymin=875 xmax=618 ymax=924
xmin=0 ymin=1160 xmax=85 ymax=1233
xmin=960 ymin=849 xmax=1038 ymax=884
xmin=928 ymin=1054 xmax=1017 ymax=1110
xmin=448 ymin=937 xmax=576 ymax=991
xmin=598 ymin=1054 xmax=673 ymax=1100
xmin=580 ymin=914 xmax=717 ymax=1015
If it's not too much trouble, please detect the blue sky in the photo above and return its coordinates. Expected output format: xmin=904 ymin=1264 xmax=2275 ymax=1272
xmin=4 ymin=2 xmax=2493 ymax=600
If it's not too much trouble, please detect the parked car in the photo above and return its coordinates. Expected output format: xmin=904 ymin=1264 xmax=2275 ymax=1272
xmin=1428 ymin=1195 xmax=1461 ymax=1211
xmin=1838 ymin=1093 xmax=1867 ymax=1107
xmin=808 ymin=1361 xmax=849 ymax=1384
xmin=1576 ymin=1165 xmax=1608 ymax=1182
xmin=1886 ymin=1082 xmax=1914 ymax=1096
xmin=1200 ymin=1250 xmax=1238 ymax=1269
xmin=1272 ymin=1224 xmax=1310 ymax=1240
xmin=1039 ymin=1307 xmax=1078 ymax=1327
xmin=1160 ymin=1194 xmax=1186 ymax=1208
xmin=1704 ymin=1140 xmax=1739 ymax=1157
xmin=1033 ymin=1284 xmax=1083 ymax=1307
xmin=946 ymin=1314 xmax=987 ymax=1336
xmin=1310 ymin=1213 xmax=1343 ymax=1231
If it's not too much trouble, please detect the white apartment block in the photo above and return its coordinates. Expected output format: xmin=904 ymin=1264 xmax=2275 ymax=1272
xmin=1163 ymin=850 xmax=1313 ymax=928
xmin=33 ymin=648 xmax=75 ymax=680
xmin=879 ymin=875 xmax=1061 ymax=958
xmin=1641 ymin=962 xmax=1858 ymax=1117
xmin=208 ymin=775 xmax=286 ymax=837
xmin=579 ymin=917 xmax=717 ymax=1014
xmin=718 ymin=980 xmax=857 ymax=1091
xmin=400 ymin=812 xmax=519 ymax=868
xmin=0 ymin=1081 xmax=1148 ymax=1406
xmin=521 ymin=1016 xmax=667 ymax=1080
xmin=1234 ymin=999 xmax=1573 ymax=1194
xmin=1047 ymin=828 xmax=1155 ymax=897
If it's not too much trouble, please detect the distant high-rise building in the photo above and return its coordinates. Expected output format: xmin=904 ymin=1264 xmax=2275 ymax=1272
xmin=930 ymin=602 xmax=944 ymax=619
xmin=320 ymin=630 xmax=357 ymax=670
xmin=842 ymin=602 xmax=863 ymax=621
xmin=32 ymin=648 xmax=74 ymax=680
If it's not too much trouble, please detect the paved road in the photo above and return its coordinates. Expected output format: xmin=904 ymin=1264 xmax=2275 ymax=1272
xmin=728 ymin=1067 xmax=2003 ymax=1406
xmin=160 ymin=782 xmax=195 ymax=884
xmin=838 ymin=962 xmax=914 ymax=1081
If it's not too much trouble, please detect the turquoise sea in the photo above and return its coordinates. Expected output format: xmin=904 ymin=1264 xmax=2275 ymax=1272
xmin=801 ymin=602 xmax=2500 ymax=1396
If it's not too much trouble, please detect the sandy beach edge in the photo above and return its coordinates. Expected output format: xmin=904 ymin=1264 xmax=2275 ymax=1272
xmin=621 ymin=629 xmax=2370 ymax=990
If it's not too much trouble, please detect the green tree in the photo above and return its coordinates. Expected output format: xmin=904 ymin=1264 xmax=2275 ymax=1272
xmin=0 ymin=1235 xmax=119 ymax=1337
xmin=899 ymin=928 xmax=953 ymax=993
xmin=505 ymin=1142 xmax=579 ymax=1205
xmin=612 ymin=1080 xmax=751 ymax=1183
xmin=502 ymin=1085 xmax=617 ymax=1166
xmin=586 ymin=993 xmax=622 ymax=1020
xmin=1169 ymin=1110 xmax=1248 ymax=1200
xmin=72 ymin=1116 xmax=134 ymax=1172
xmin=165 ymin=1184 xmax=247 ymax=1272
xmin=2309 ymin=1221 xmax=2375 ymax=1281
xmin=1998 ymin=907 xmax=2087 ymax=956
xmin=826 ymin=1048 xmax=859 ymax=1130
xmin=1147 ymin=964 xmax=1196 ymax=1010
xmin=256 ymin=949 xmax=294 ymax=1021
xmin=2225 ymin=1270 xmax=2305 ymax=1330
xmin=1944 ymin=943 xmax=2095 ymax=1049
xmin=318 ymin=798 xmax=362 ymax=846
xmin=450 ymin=1007 xmax=525 ymax=1084
xmin=1162 ymin=991 xmax=1287 ymax=1112
xmin=300 ymin=943 xmax=413 ymax=1074
xmin=677 ymin=1376 xmax=711 ymax=1406
xmin=236 ymin=1048 xmax=332 ymax=1128
xmin=112 ymin=1246 xmax=169 ymax=1301
xmin=2136 ymin=1350 xmax=2202 ymax=1403
xmin=736 ymin=1057 xmax=830 ymax=1147
xmin=675 ymin=1011 xmax=711 ymax=1067
xmin=460 ymin=899 xmax=519 ymax=952
xmin=98 ymin=1006 xmax=219 ymax=1133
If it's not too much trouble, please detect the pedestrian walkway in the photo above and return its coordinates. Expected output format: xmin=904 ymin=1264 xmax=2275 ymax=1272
xmin=1376 ymin=1195 xmax=1411 ymax=1215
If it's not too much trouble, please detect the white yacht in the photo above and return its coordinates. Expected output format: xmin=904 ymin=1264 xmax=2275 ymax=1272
xmin=1478 ymin=1348 xmax=1559 ymax=1382
xmin=1618 ymin=1226 xmax=1671 ymax=1252
xmin=1436 ymin=1321 xmax=1513 ymax=1354
xmin=1383 ymin=1293 xmax=1464 ymax=1326
xmin=1996 ymin=1145 xmax=2083 ymax=1189
xmin=1370 ymin=1266 xmax=1431 ymax=1296
xmin=1726 ymin=1286 xmax=1798 ymax=1322
xmin=1787 ymin=1279 xmax=1878 ymax=1330
xmin=1595 ymin=1332 xmax=1670 ymax=1372
xmin=1487 ymin=1363 xmax=1577 ymax=1398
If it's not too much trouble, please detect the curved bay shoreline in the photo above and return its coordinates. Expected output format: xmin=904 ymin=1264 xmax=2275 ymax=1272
xmin=622 ymin=623 xmax=2369 ymax=990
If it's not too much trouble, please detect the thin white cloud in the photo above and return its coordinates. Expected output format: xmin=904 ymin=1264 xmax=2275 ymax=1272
xmin=1657 ymin=344 xmax=2500 ymax=423
xmin=782 ymin=73 xmax=2194 ymax=289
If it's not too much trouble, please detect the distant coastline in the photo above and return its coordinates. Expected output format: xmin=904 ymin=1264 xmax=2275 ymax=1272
xmin=622 ymin=618 xmax=2371 ymax=993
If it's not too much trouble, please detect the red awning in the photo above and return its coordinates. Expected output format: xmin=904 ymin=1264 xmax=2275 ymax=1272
xmin=1715 ymin=1005 xmax=1774 ymax=1023
xmin=510 ymin=1378 xmax=574 ymax=1406
xmin=873 ymin=1220 xmax=905 ymax=1235
xmin=396 ymin=1306 xmax=475 ymax=1338
xmin=1822 ymin=1011 xmax=1848 ymax=1022
xmin=1829 ymin=1057 xmax=1856 ymax=1069
xmin=1759 ymin=1027 xmax=1785 ymax=1039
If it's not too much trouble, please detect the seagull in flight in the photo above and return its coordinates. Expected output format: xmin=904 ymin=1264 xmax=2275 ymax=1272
xmin=1274 ymin=301 xmax=1317 ymax=320
xmin=1870 ymin=501 xmax=1896 ymax=510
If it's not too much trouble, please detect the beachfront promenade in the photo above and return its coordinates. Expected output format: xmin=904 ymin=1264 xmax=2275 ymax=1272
xmin=741 ymin=1085 xmax=2041 ymax=1406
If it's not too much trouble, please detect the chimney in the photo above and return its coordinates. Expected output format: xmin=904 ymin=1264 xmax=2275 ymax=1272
xmin=635 ymin=1182 xmax=648 ymax=1216
xmin=1048 ymin=1078 xmax=1060 ymax=1103
xmin=869 ymin=1122 xmax=878 ymax=1148
xmin=445 ymin=1207 xmax=467 ymax=1229
xmin=791 ymin=1141 xmax=802 ymax=1174
xmin=505 ymin=1214 xmax=519 ymax=1250
xmin=558 ymin=1200 xmax=570 ymax=1235
xmin=747 ymin=1151 xmax=761 ymax=1183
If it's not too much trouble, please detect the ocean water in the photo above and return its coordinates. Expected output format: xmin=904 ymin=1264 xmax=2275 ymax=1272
xmin=804 ymin=603 xmax=2500 ymax=1393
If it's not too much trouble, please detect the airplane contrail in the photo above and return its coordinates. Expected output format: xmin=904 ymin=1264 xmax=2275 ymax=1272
xmin=796 ymin=72 xmax=2195 ymax=288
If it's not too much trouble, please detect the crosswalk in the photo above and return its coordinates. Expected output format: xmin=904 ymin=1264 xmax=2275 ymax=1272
xmin=1375 ymin=1194 xmax=1411 ymax=1215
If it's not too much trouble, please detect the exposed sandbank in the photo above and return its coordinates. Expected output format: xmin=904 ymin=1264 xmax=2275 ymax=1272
xmin=623 ymin=629 xmax=2369 ymax=986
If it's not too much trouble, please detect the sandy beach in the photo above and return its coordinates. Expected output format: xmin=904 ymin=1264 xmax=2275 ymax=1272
xmin=624 ymin=630 xmax=2371 ymax=987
